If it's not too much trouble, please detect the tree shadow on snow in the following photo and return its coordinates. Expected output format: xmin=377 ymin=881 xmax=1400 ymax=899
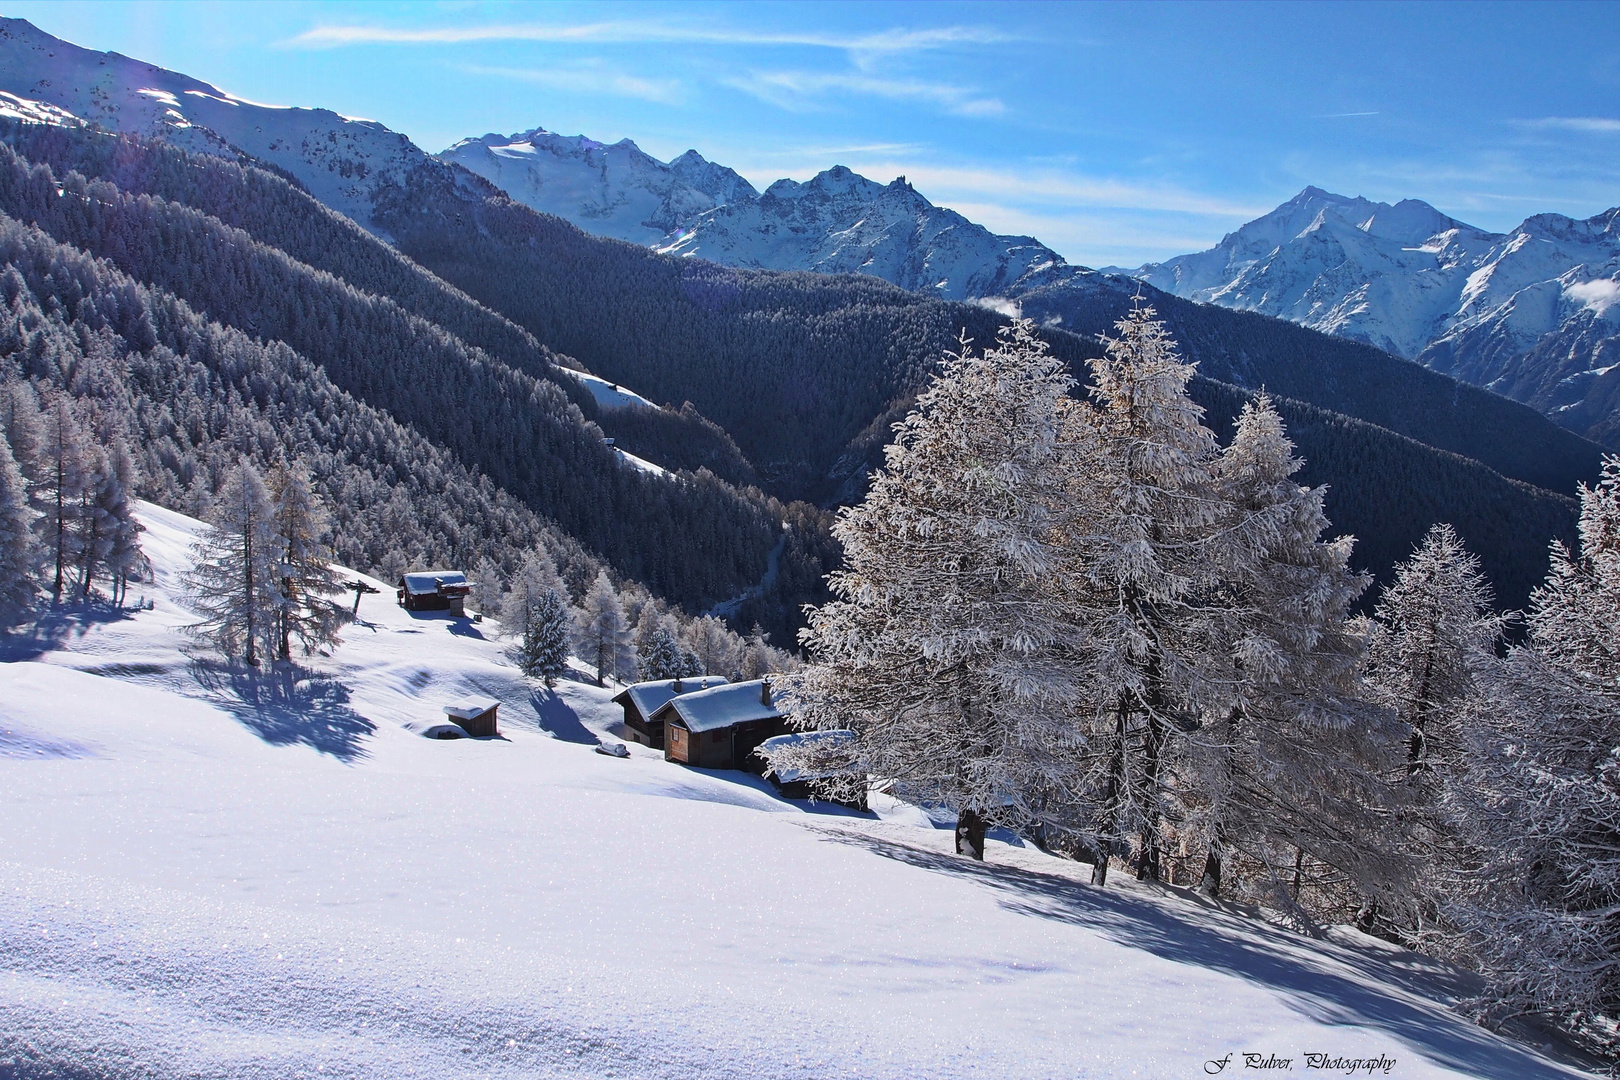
xmin=0 ymin=601 xmax=141 ymax=662
xmin=191 ymin=661 xmax=375 ymax=762
xmin=529 ymin=687 xmax=598 ymax=744
xmin=812 ymin=830 xmax=1578 ymax=1080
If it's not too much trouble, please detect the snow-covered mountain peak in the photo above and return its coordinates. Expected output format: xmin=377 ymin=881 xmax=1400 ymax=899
xmin=440 ymin=125 xmax=757 ymax=245
xmin=0 ymin=17 xmax=437 ymax=234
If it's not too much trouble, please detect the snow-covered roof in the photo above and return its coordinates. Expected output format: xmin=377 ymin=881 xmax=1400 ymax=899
xmin=443 ymin=696 xmax=499 ymax=721
xmin=402 ymin=570 xmax=466 ymax=596
xmin=653 ymin=680 xmax=781 ymax=734
xmin=612 ymin=677 xmax=729 ymax=719
xmin=758 ymin=730 xmax=858 ymax=783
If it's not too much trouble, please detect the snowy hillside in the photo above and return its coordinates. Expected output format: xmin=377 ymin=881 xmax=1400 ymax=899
xmin=0 ymin=502 xmax=1595 ymax=1078
xmin=1127 ymin=188 xmax=1620 ymax=442
xmin=0 ymin=17 xmax=455 ymax=233
xmin=441 ymin=128 xmax=756 ymax=246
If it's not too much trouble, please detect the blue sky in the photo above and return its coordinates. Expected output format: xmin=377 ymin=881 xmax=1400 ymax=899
xmin=8 ymin=1 xmax=1618 ymax=266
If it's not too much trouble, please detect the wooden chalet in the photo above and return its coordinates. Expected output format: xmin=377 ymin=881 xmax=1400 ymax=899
xmin=655 ymin=680 xmax=787 ymax=771
xmin=398 ymin=570 xmax=472 ymax=616
xmin=443 ymin=695 xmax=499 ymax=737
xmin=758 ymin=730 xmax=868 ymax=811
xmin=612 ymin=676 xmax=729 ymax=748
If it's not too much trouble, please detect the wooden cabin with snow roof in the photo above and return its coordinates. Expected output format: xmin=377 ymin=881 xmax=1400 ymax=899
xmin=397 ymin=570 xmax=472 ymax=616
xmin=654 ymin=680 xmax=787 ymax=771
xmin=612 ymin=676 xmax=729 ymax=748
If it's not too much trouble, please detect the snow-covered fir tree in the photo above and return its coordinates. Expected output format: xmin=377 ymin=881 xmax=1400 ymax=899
xmin=682 ymin=614 xmax=740 ymax=678
xmin=0 ymin=428 xmax=38 ymax=625
xmin=1193 ymin=394 xmax=1403 ymax=908
xmin=785 ymin=321 xmax=1090 ymax=860
xmin=184 ymin=462 xmax=282 ymax=666
xmin=1443 ymin=460 xmax=1620 ymax=1053
xmin=638 ymin=625 xmax=686 ymax=681
xmin=1367 ymin=524 xmax=1503 ymax=777
xmin=576 ymin=570 xmax=634 ymax=687
xmin=269 ymin=463 xmax=346 ymax=660
xmin=521 ymin=587 xmax=571 ymax=687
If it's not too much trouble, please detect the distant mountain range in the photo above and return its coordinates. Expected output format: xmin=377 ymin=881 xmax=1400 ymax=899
xmin=1124 ymin=187 xmax=1620 ymax=447
xmin=442 ymin=122 xmax=1620 ymax=451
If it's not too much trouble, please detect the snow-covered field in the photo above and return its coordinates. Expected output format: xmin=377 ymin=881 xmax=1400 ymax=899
xmin=0 ymin=505 xmax=1592 ymax=1079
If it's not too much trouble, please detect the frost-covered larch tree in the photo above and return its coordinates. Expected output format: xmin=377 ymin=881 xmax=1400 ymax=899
xmin=576 ymin=570 xmax=634 ymax=687
xmin=1443 ymin=458 xmax=1620 ymax=1050
xmin=1069 ymin=303 xmax=1228 ymax=885
xmin=37 ymin=393 xmax=88 ymax=605
xmin=784 ymin=321 xmax=1091 ymax=860
xmin=0 ymin=428 xmax=38 ymax=625
xmin=184 ymin=463 xmax=282 ymax=666
xmin=269 ymin=463 xmax=346 ymax=660
xmin=1194 ymin=393 xmax=1402 ymax=906
xmin=89 ymin=439 xmax=145 ymax=606
xmin=1367 ymin=524 xmax=1502 ymax=777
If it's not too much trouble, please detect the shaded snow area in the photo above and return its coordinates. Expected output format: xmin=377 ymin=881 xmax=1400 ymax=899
xmin=0 ymin=504 xmax=1592 ymax=1079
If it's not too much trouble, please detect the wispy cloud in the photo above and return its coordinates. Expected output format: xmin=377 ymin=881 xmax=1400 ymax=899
xmin=1521 ymin=116 xmax=1620 ymax=133
xmin=858 ymin=161 xmax=1268 ymax=218
xmin=1315 ymin=111 xmax=1379 ymax=119
xmin=459 ymin=62 xmax=683 ymax=105
xmin=725 ymin=70 xmax=1004 ymax=118
xmin=284 ymin=19 xmax=1011 ymax=57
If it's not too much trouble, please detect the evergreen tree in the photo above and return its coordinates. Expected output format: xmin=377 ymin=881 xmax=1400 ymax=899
xmin=184 ymin=462 xmax=281 ymax=666
xmin=269 ymin=463 xmax=346 ymax=659
xmin=786 ymin=321 xmax=1089 ymax=860
xmin=1367 ymin=524 xmax=1502 ymax=776
xmin=637 ymin=625 xmax=685 ymax=681
xmin=521 ymin=587 xmax=571 ymax=687
xmin=1444 ymin=459 xmax=1620 ymax=1050
xmin=0 ymin=427 xmax=38 ymax=625
xmin=576 ymin=570 xmax=633 ymax=687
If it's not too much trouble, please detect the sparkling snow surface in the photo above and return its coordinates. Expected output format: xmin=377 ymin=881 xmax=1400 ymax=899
xmin=0 ymin=505 xmax=1589 ymax=1079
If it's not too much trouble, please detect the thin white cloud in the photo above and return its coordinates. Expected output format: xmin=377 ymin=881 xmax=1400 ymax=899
xmin=284 ymin=19 xmax=1011 ymax=55
xmin=725 ymin=70 xmax=1004 ymax=118
xmin=854 ymin=161 xmax=1268 ymax=218
xmin=1522 ymin=116 xmax=1620 ymax=133
xmin=459 ymin=62 xmax=683 ymax=105
xmin=1316 ymin=111 xmax=1379 ymax=119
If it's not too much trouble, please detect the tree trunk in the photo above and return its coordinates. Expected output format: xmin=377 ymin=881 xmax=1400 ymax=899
xmin=1093 ymin=693 xmax=1131 ymax=887
xmin=1292 ymin=847 xmax=1306 ymax=901
xmin=1201 ymin=823 xmax=1225 ymax=898
xmin=52 ymin=455 xmax=64 ymax=605
xmin=1137 ymin=710 xmax=1167 ymax=883
xmin=955 ymin=807 xmax=986 ymax=861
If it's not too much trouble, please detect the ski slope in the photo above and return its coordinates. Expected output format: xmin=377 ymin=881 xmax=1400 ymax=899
xmin=0 ymin=504 xmax=1592 ymax=1079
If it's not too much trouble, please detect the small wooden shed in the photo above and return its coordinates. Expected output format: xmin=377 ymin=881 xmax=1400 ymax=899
xmin=758 ymin=730 xmax=868 ymax=811
xmin=398 ymin=570 xmax=472 ymax=615
xmin=443 ymin=695 xmax=500 ymax=737
xmin=612 ymin=676 xmax=729 ymax=748
xmin=656 ymin=680 xmax=787 ymax=772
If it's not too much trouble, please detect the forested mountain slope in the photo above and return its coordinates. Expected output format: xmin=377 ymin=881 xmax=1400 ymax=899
xmin=375 ymin=181 xmax=1581 ymax=608
xmin=0 ymin=136 xmax=809 ymax=625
